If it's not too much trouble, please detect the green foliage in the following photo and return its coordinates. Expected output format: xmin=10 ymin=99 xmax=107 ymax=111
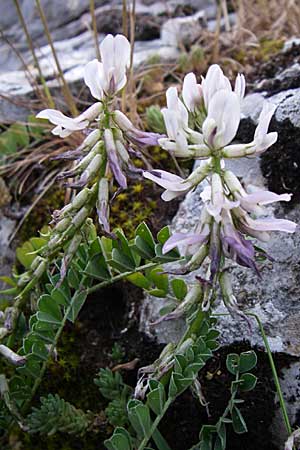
xmin=145 ymin=106 xmax=166 ymax=134
xmin=27 ymin=394 xmax=90 ymax=436
xmin=16 ymin=228 xmax=49 ymax=269
xmin=105 ymin=315 xmax=219 ymax=450
xmin=0 ymin=116 xmax=46 ymax=157
xmin=106 ymin=399 xmax=129 ymax=428
xmin=94 ymin=369 xmax=132 ymax=428
xmin=110 ymin=343 xmax=125 ymax=363
xmin=94 ymin=369 xmax=127 ymax=401
xmin=193 ymin=350 xmax=258 ymax=450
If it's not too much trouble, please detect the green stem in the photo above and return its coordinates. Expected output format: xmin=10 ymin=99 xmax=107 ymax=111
xmin=212 ymin=156 xmax=222 ymax=174
xmin=213 ymin=311 xmax=292 ymax=436
xmin=152 ymin=428 xmax=172 ymax=450
xmin=21 ymin=276 xmax=89 ymax=415
xmin=247 ymin=313 xmax=292 ymax=435
xmin=137 ymin=397 xmax=172 ymax=450
xmin=86 ymin=261 xmax=162 ymax=295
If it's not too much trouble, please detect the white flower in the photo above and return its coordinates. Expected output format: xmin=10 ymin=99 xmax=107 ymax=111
xmin=143 ymin=170 xmax=193 ymax=201
xmin=224 ymin=170 xmax=292 ymax=215
xmin=36 ymin=103 xmax=102 ymax=138
xmin=201 ymin=64 xmax=245 ymax=109
xmin=159 ymin=86 xmax=190 ymax=156
xmin=200 ymin=176 xmax=239 ymax=222
xmin=251 ymin=102 xmax=278 ymax=155
xmin=143 ymin=161 xmax=212 ymax=201
xmin=182 ymin=72 xmax=202 ymax=112
xmin=202 ymin=89 xmax=240 ymax=149
xmin=222 ymin=102 xmax=278 ymax=158
xmin=202 ymin=65 xmax=231 ymax=108
xmin=84 ymin=34 xmax=130 ymax=99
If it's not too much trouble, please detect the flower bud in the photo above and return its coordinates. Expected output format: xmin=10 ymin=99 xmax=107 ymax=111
xmin=97 ymin=178 xmax=110 ymax=232
xmin=115 ymin=140 xmax=130 ymax=164
xmin=54 ymin=217 xmax=71 ymax=233
xmin=47 ymin=233 xmax=63 ymax=250
xmin=30 ymin=255 xmax=45 ymax=271
xmin=188 ymin=144 xmax=212 ymax=159
xmin=0 ymin=345 xmax=26 ymax=366
xmin=222 ymin=144 xmax=254 ymax=158
xmin=79 ymin=129 xmax=101 ymax=151
xmin=79 ymin=153 xmax=103 ymax=184
xmin=76 ymin=142 xmax=102 ymax=172
xmin=113 ymin=110 xmax=134 ymax=132
xmin=33 ymin=258 xmax=47 ymax=279
xmin=224 ymin=170 xmax=243 ymax=194
xmin=186 ymin=244 xmax=209 ymax=271
xmin=151 ymin=283 xmax=202 ymax=325
xmin=72 ymin=188 xmax=91 ymax=209
xmin=219 ymin=270 xmax=234 ymax=302
xmin=71 ymin=207 xmax=90 ymax=229
xmin=187 ymin=161 xmax=211 ymax=185
xmin=80 ymin=102 xmax=102 ymax=122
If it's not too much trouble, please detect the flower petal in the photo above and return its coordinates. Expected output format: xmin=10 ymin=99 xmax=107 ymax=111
xmin=183 ymin=72 xmax=202 ymax=112
xmin=162 ymin=232 xmax=207 ymax=254
xmin=84 ymin=60 xmax=104 ymax=100
xmin=206 ymin=90 xmax=240 ymax=148
xmin=246 ymin=217 xmax=297 ymax=233
xmin=242 ymin=190 xmax=292 ymax=205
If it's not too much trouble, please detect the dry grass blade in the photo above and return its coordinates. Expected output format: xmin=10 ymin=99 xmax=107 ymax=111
xmin=12 ymin=0 xmax=55 ymax=108
xmin=8 ymin=174 xmax=57 ymax=245
xmin=35 ymin=0 xmax=78 ymax=116
xmin=89 ymin=0 xmax=101 ymax=61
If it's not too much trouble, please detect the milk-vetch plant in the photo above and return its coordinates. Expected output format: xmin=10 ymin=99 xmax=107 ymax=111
xmin=0 ymin=33 xmax=297 ymax=450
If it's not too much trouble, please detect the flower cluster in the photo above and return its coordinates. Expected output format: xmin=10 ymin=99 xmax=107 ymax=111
xmin=144 ymin=65 xmax=297 ymax=286
xmin=37 ymin=34 xmax=160 ymax=236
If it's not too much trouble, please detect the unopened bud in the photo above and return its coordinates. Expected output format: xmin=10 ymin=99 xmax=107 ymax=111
xmin=76 ymin=142 xmax=102 ymax=172
xmin=79 ymin=153 xmax=102 ymax=184
xmin=0 ymin=345 xmax=26 ymax=366
xmin=224 ymin=170 xmax=243 ymax=194
xmin=186 ymin=245 xmax=209 ymax=271
xmin=113 ymin=110 xmax=134 ymax=132
xmin=33 ymin=259 xmax=47 ymax=279
xmin=71 ymin=207 xmax=90 ymax=228
xmin=4 ymin=307 xmax=19 ymax=331
xmin=219 ymin=270 xmax=233 ymax=301
xmin=222 ymin=143 xmax=254 ymax=158
xmin=97 ymin=178 xmax=110 ymax=232
xmin=47 ymin=233 xmax=62 ymax=250
xmin=188 ymin=144 xmax=212 ymax=159
xmin=176 ymin=338 xmax=194 ymax=355
xmin=30 ymin=256 xmax=45 ymax=271
xmin=79 ymin=129 xmax=101 ymax=151
xmin=71 ymin=188 xmax=91 ymax=210
xmin=187 ymin=161 xmax=211 ymax=185
xmin=115 ymin=140 xmax=130 ymax=164
xmin=54 ymin=217 xmax=71 ymax=233
xmin=17 ymin=272 xmax=31 ymax=287
xmin=80 ymin=102 xmax=102 ymax=122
